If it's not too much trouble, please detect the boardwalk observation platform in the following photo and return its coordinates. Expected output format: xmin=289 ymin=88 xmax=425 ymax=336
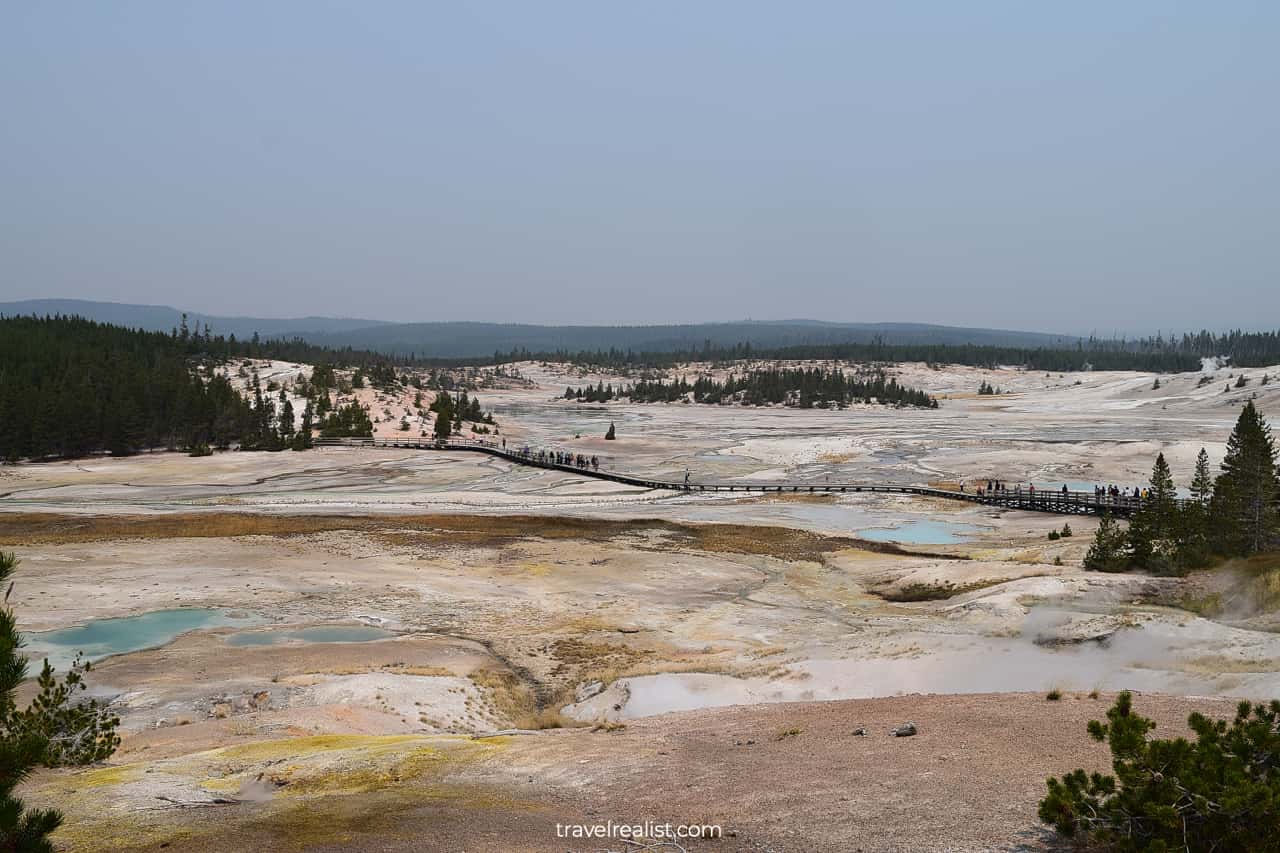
xmin=318 ymin=437 xmax=1165 ymax=518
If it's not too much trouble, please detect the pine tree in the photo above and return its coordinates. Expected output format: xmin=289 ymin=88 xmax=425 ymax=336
xmin=433 ymin=411 xmax=452 ymax=440
xmin=1039 ymin=691 xmax=1280 ymax=849
xmin=2 ymin=551 xmax=120 ymax=849
xmin=605 ymin=422 xmax=616 ymax=440
xmin=1190 ymin=448 xmax=1214 ymax=505
xmin=1211 ymin=402 xmax=1280 ymax=556
xmin=244 ymin=373 xmax=267 ymax=450
xmin=318 ymin=402 xmax=374 ymax=439
xmin=277 ymin=391 xmax=295 ymax=443
xmin=432 ymin=392 xmax=454 ymax=440
xmin=1127 ymin=453 xmax=1180 ymax=572
xmin=1177 ymin=448 xmax=1215 ymax=568
xmin=1084 ymin=514 xmax=1128 ymax=572
xmin=293 ymin=399 xmax=315 ymax=451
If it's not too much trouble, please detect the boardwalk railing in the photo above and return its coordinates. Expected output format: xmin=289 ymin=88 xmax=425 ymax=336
xmin=317 ymin=437 xmax=1166 ymax=518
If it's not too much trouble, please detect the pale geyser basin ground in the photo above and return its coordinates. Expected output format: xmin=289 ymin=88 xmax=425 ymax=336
xmin=5 ymin=358 xmax=1280 ymax=519
xmin=6 ymin=360 xmax=1280 ymax=722
xmin=6 ymin=360 xmax=1280 ymax=851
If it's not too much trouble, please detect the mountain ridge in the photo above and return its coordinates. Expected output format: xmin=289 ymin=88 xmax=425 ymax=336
xmin=0 ymin=298 xmax=1082 ymax=358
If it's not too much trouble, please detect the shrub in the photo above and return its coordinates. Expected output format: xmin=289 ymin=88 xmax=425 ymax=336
xmin=1084 ymin=514 xmax=1128 ymax=572
xmin=1040 ymin=691 xmax=1280 ymax=851
xmin=1048 ymin=530 xmax=1061 ymax=541
xmin=1046 ymin=688 xmax=1062 ymax=701
xmin=1061 ymin=523 xmax=1073 ymax=538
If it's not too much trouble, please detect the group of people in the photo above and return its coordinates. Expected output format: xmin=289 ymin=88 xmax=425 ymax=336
xmin=514 ymin=445 xmax=600 ymax=472
xmin=1094 ymin=484 xmax=1148 ymax=502
xmin=975 ymin=479 xmax=1010 ymax=496
xmin=465 ymin=437 xmax=603 ymax=472
xmin=972 ymin=478 xmax=1148 ymax=504
xmin=974 ymin=479 xmax=1047 ymax=497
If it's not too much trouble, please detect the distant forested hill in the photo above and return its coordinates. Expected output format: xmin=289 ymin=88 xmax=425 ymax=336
xmin=0 ymin=300 xmax=1079 ymax=355
xmin=301 ymin=320 xmax=1081 ymax=358
xmin=0 ymin=299 xmax=390 ymax=340
xmin=6 ymin=299 xmax=1278 ymax=370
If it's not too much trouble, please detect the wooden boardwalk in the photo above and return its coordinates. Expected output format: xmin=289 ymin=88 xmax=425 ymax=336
xmin=319 ymin=437 xmax=1154 ymax=518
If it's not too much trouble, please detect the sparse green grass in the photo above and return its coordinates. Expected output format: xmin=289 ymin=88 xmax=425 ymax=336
xmin=1166 ymin=554 xmax=1280 ymax=618
xmin=1242 ymin=555 xmax=1280 ymax=612
xmin=1178 ymin=592 xmax=1224 ymax=617
xmin=0 ymin=510 xmax=957 ymax=563
xmin=590 ymin=720 xmax=626 ymax=733
xmin=878 ymin=578 xmax=1006 ymax=602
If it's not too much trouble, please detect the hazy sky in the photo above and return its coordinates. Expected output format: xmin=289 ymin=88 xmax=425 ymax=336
xmin=2 ymin=2 xmax=1277 ymax=333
